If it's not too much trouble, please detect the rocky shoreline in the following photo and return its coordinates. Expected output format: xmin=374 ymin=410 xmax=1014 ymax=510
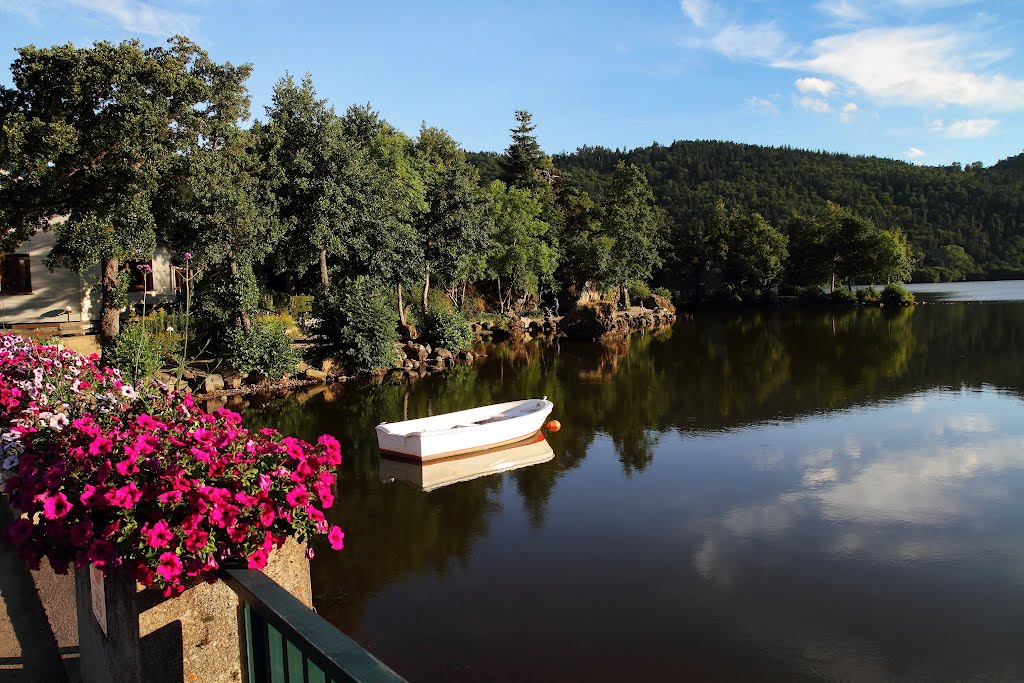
xmin=183 ymin=301 xmax=678 ymax=400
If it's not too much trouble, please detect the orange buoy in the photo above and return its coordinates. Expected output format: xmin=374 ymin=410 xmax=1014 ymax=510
xmin=545 ymin=420 xmax=561 ymax=432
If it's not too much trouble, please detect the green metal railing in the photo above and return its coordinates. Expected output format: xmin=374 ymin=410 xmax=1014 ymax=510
xmin=221 ymin=567 xmax=406 ymax=683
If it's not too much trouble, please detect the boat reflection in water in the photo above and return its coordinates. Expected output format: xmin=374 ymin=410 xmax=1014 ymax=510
xmin=379 ymin=432 xmax=554 ymax=492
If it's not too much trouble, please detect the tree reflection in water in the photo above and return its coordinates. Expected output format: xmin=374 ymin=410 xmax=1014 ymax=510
xmin=235 ymin=302 xmax=1024 ymax=653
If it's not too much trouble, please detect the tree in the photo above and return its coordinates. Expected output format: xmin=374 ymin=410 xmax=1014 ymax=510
xmin=0 ymin=37 xmax=221 ymax=345
xmin=721 ymin=211 xmax=788 ymax=292
xmin=486 ymin=181 xmax=557 ymax=314
xmin=259 ymin=73 xmax=357 ymax=291
xmin=936 ymin=244 xmax=977 ymax=281
xmin=339 ymin=105 xmax=424 ymax=326
xmin=158 ymin=54 xmax=280 ymax=333
xmin=784 ymin=211 xmax=831 ymax=287
xmin=602 ymin=162 xmax=663 ymax=306
xmin=412 ymin=125 xmax=489 ymax=318
xmin=673 ymin=199 xmax=731 ymax=298
xmin=501 ymin=110 xmax=552 ymax=193
xmin=870 ymin=228 xmax=913 ymax=284
xmin=553 ymin=177 xmax=610 ymax=294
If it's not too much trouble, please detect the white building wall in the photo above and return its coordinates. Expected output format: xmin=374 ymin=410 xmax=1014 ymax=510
xmin=2 ymin=231 xmax=178 ymax=325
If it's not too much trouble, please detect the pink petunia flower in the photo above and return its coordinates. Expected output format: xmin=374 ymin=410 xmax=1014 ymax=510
xmin=327 ymin=526 xmax=345 ymax=551
xmin=144 ymin=521 xmax=174 ymax=549
xmin=156 ymin=552 xmax=182 ymax=582
xmin=37 ymin=491 xmax=72 ymax=520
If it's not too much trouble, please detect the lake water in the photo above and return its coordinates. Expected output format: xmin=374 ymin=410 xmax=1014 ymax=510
xmin=240 ymin=281 xmax=1024 ymax=682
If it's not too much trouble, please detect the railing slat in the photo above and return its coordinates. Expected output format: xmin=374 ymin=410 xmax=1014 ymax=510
xmin=268 ymin=623 xmax=286 ymax=683
xmin=221 ymin=567 xmax=406 ymax=683
xmin=307 ymin=661 xmax=326 ymax=683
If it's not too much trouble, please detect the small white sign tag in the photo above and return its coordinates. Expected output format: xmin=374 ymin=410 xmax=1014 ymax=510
xmin=89 ymin=563 xmax=107 ymax=636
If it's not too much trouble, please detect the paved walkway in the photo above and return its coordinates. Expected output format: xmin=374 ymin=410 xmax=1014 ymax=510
xmin=0 ymin=505 xmax=79 ymax=682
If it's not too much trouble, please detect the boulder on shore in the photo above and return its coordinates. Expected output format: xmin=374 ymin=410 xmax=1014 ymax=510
xmin=639 ymin=294 xmax=676 ymax=314
xmin=561 ymin=302 xmax=626 ymax=341
xmin=202 ymin=374 xmax=225 ymax=394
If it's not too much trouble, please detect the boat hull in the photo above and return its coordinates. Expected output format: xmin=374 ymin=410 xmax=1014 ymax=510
xmin=375 ymin=398 xmax=554 ymax=461
xmin=380 ymin=432 xmax=554 ymax=491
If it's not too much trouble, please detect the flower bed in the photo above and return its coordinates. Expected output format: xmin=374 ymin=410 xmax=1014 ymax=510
xmin=0 ymin=334 xmax=343 ymax=596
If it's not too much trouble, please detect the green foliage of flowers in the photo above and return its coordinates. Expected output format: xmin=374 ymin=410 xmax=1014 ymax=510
xmin=314 ymin=277 xmax=398 ymax=373
xmin=104 ymin=320 xmax=163 ymax=382
xmin=423 ymin=307 xmax=474 ymax=352
xmin=223 ymin=316 xmax=300 ymax=377
xmin=881 ymin=284 xmax=916 ymax=306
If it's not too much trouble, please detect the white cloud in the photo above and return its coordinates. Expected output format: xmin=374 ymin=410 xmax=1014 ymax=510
xmin=679 ymin=0 xmax=713 ymax=28
xmin=943 ymin=117 xmax=999 ymax=138
xmin=710 ymin=22 xmax=793 ymax=62
xmin=839 ymin=101 xmax=858 ymax=123
xmin=46 ymin=0 xmax=198 ymax=35
xmin=815 ymin=0 xmax=868 ymax=23
xmin=907 ymin=146 xmax=928 ymax=159
xmin=796 ymin=96 xmax=832 ymax=114
xmin=788 ymin=26 xmax=1024 ymax=110
xmin=746 ymin=96 xmax=779 ymax=114
xmin=795 ymin=76 xmax=837 ymax=97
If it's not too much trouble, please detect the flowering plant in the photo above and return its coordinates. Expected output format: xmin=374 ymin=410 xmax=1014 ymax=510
xmin=0 ymin=334 xmax=343 ymax=595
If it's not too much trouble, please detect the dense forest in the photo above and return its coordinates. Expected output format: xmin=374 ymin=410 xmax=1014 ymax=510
xmin=1 ymin=36 xmax=1016 ymax=380
xmin=519 ymin=143 xmax=1024 ymax=282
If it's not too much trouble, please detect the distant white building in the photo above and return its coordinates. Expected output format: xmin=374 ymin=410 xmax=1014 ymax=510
xmin=0 ymin=229 xmax=180 ymax=326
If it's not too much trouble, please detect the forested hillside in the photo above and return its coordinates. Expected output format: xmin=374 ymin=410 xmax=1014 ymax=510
xmin=471 ymin=142 xmax=1024 ymax=281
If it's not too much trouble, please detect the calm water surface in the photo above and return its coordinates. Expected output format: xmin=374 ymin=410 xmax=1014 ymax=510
xmin=241 ymin=281 xmax=1024 ymax=682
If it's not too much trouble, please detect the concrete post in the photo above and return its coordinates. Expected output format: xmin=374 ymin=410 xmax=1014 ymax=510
xmin=75 ymin=540 xmax=311 ymax=683
xmin=75 ymin=565 xmax=142 ymax=683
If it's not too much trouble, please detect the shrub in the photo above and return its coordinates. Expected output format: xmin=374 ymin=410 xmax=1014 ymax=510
xmin=856 ymin=287 xmax=881 ymax=305
xmin=831 ymin=287 xmax=857 ymax=307
xmin=314 ymin=277 xmax=397 ymax=373
xmin=423 ymin=307 xmax=474 ymax=352
xmin=0 ymin=334 xmax=343 ymax=596
xmin=223 ymin=316 xmax=300 ymax=377
xmin=652 ymin=287 xmax=673 ymax=300
xmin=104 ymin=320 xmax=163 ymax=381
xmin=798 ymin=287 xmax=829 ymax=306
xmin=881 ymin=284 xmax=915 ymax=306
xmin=630 ymin=281 xmax=652 ymax=299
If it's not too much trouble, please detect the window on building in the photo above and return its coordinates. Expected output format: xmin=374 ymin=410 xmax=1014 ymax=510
xmin=125 ymin=260 xmax=155 ymax=292
xmin=172 ymin=266 xmax=187 ymax=295
xmin=0 ymin=255 xmax=32 ymax=294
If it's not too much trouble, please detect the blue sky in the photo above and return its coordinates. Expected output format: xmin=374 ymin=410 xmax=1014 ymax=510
xmin=2 ymin=1 xmax=1023 ymax=166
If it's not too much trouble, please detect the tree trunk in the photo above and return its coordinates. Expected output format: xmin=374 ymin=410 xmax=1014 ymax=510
xmin=397 ymin=282 xmax=407 ymax=326
xmin=421 ymin=261 xmax=430 ymax=319
xmin=831 ymin=272 xmax=836 ymax=294
xmin=228 ymin=253 xmax=251 ymax=333
xmin=99 ymin=256 xmax=121 ymax=348
xmin=319 ymin=248 xmax=329 ymax=292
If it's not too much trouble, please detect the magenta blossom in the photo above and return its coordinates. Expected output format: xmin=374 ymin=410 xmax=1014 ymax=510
xmin=328 ymin=526 xmax=345 ymax=550
xmin=38 ymin=491 xmax=71 ymax=520
xmin=156 ymin=552 xmax=182 ymax=582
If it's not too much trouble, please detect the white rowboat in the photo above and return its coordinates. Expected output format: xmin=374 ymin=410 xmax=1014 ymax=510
xmin=380 ymin=433 xmax=555 ymax=491
xmin=375 ymin=398 xmax=554 ymax=461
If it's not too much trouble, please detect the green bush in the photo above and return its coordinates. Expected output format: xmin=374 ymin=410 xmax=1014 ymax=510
xmin=652 ymin=286 xmax=673 ymax=300
xmin=223 ymin=316 xmax=300 ymax=377
xmin=630 ymin=281 xmax=652 ymax=299
xmin=423 ymin=307 xmax=474 ymax=352
xmin=881 ymin=284 xmax=915 ymax=306
xmin=105 ymin=320 xmax=163 ymax=382
xmin=314 ymin=277 xmax=397 ymax=373
xmin=831 ymin=288 xmax=857 ymax=306
xmin=798 ymin=286 xmax=829 ymax=305
xmin=856 ymin=287 xmax=881 ymax=305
